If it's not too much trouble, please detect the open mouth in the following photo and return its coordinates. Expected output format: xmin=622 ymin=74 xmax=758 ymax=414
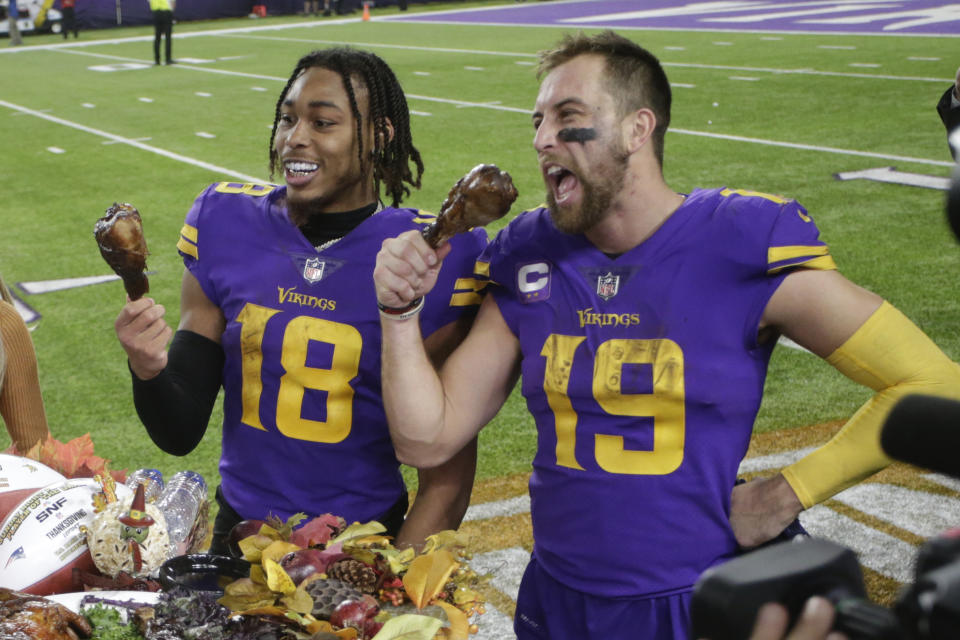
xmin=546 ymin=164 xmax=579 ymax=204
xmin=284 ymin=160 xmax=319 ymax=185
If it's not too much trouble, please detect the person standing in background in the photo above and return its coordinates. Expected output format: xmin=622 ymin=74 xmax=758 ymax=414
xmin=149 ymin=0 xmax=173 ymax=65
xmin=60 ymin=0 xmax=78 ymax=38
xmin=303 ymin=0 xmax=318 ymax=15
xmin=7 ymin=0 xmax=23 ymax=47
xmin=937 ymin=66 xmax=960 ymax=160
xmin=0 ymin=276 xmax=51 ymax=452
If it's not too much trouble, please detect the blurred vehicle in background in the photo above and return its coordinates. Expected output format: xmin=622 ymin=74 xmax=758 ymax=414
xmin=0 ymin=0 xmax=63 ymax=36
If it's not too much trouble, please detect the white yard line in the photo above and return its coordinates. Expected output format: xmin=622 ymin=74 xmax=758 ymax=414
xmin=801 ymin=505 xmax=917 ymax=582
xmin=831 ymin=483 xmax=960 ymax=539
xmin=0 ymin=98 xmax=266 ymax=183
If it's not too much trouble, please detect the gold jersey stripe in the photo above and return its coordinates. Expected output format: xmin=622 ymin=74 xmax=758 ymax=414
xmin=177 ymin=235 xmax=198 ymax=260
xmin=451 ymin=291 xmax=483 ymax=306
xmin=474 ymin=260 xmax=490 ymax=278
xmin=768 ymin=244 xmax=829 ymax=264
xmin=768 ymin=254 xmax=836 ymax=274
xmin=412 ymin=216 xmax=436 ymax=224
xmin=180 ymin=223 xmax=198 ymax=243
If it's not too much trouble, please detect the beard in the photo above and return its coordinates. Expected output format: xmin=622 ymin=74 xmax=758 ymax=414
xmin=287 ymin=194 xmax=327 ymax=228
xmin=546 ymin=143 xmax=629 ymax=235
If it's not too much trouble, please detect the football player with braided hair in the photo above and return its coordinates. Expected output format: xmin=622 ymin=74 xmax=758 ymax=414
xmin=114 ymin=47 xmax=486 ymax=554
xmin=268 ymin=47 xmax=424 ymax=211
xmin=374 ymin=30 xmax=960 ymax=639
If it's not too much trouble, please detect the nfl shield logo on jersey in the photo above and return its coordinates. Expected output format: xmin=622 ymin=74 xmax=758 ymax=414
xmin=303 ymin=258 xmax=325 ymax=283
xmin=597 ymin=272 xmax=620 ymax=301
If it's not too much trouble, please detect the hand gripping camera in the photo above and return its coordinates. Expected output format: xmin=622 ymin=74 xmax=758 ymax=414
xmin=691 ymin=533 xmax=960 ymax=640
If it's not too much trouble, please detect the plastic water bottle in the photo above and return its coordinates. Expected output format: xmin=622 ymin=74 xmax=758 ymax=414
xmin=156 ymin=470 xmax=208 ymax=556
xmin=125 ymin=468 xmax=164 ymax=503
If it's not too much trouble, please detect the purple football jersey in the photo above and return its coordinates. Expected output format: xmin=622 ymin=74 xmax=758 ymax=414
xmin=480 ymin=187 xmax=835 ymax=598
xmin=177 ymin=182 xmax=487 ymax=524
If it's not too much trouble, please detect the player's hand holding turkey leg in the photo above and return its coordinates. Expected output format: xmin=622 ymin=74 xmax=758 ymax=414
xmin=375 ymin=230 xmax=452 ymax=313
xmin=115 ymin=296 xmax=173 ymax=380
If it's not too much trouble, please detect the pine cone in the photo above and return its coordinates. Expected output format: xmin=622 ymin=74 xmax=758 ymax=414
xmin=305 ymin=578 xmax=363 ymax=619
xmin=327 ymin=558 xmax=378 ymax=595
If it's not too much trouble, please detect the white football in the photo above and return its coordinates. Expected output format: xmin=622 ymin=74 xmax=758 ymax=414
xmin=0 ymin=453 xmax=66 ymax=523
xmin=0 ymin=478 xmax=132 ymax=595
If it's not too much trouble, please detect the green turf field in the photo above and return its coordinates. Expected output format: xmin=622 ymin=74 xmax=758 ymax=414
xmin=1 ymin=3 xmax=958 ymax=513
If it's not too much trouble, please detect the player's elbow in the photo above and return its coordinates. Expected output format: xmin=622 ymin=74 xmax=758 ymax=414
xmin=393 ymin=440 xmax=454 ymax=469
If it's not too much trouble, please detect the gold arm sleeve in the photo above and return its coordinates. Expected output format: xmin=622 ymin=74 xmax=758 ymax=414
xmin=781 ymin=301 xmax=960 ymax=508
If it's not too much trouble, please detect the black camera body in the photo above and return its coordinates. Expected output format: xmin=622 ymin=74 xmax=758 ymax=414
xmin=691 ymin=534 xmax=960 ymax=640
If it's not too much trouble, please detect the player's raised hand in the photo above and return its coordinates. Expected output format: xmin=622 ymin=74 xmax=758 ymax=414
xmin=374 ymin=230 xmax=452 ymax=309
xmin=114 ymin=296 xmax=172 ymax=380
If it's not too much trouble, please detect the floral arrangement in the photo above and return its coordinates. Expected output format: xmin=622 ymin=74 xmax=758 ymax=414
xmin=219 ymin=513 xmax=486 ymax=640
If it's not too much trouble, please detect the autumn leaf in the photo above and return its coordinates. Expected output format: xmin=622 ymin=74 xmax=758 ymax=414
xmin=280 ymin=586 xmax=314 ymax=615
xmin=261 ymin=540 xmax=301 ymax=565
xmin=4 ymin=434 xmax=126 ymax=482
xmin=331 ymin=520 xmax=387 ymax=545
xmin=290 ymin=513 xmax=345 ymax=548
xmin=370 ymin=614 xmax=443 ymax=640
xmin=402 ymin=550 xmax=459 ymax=609
xmin=239 ymin=533 xmax=276 ymax=563
xmin=421 ymin=530 xmax=467 ymax=555
xmin=264 ymin=557 xmax=296 ymax=595
xmin=218 ymin=578 xmax=275 ymax=612
xmin=266 ymin=512 xmax=307 ymax=541
xmin=433 ymin=601 xmax=469 ymax=640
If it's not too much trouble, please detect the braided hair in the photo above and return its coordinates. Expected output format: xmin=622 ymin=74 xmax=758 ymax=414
xmin=268 ymin=47 xmax=424 ymax=207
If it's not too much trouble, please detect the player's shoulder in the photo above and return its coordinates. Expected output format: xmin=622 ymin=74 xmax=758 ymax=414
xmin=187 ymin=182 xmax=280 ymax=222
xmin=690 ymin=186 xmax=815 ymax=235
xmin=488 ymin=206 xmax=554 ymax=254
xmin=179 ymin=182 xmax=281 ymax=259
xmin=379 ymin=206 xmax=488 ymax=253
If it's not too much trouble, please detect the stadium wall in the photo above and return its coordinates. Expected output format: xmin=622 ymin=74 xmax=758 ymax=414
xmin=68 ymin=0 xmax=447 ymax=30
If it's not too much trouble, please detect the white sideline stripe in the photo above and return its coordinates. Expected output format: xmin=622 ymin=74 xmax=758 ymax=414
xmin=738 ymin=446 xmax=817 ymax=474
xmin=671 ymin=127 xmax=955 ymax=168
xmin=471 ymin=546 xmax=529 ymax=613
xmin=801 ymin=504 xmax=916 ymax=582
xmin=0 ymin=98 xmax=266 ymax=184
xmin=923 ymin=473 xmax=960 ymax=492
xmin=469 ymin=600 xmax=515 ymax=640
xmin=19 ymin=274 xmax=120 ymax=294
xmin=463 ymin=494 xmax=531 ymax=522
xmin=831 ymin=483 xmax=960 ymax=539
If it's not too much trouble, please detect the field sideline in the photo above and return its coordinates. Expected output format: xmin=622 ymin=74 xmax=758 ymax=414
xmin=2 ymin=0 xmax=960 ymax=631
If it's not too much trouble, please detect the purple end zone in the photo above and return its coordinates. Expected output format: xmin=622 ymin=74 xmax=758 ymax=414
xmin=384 ymin=0 xmax=960 ymax=37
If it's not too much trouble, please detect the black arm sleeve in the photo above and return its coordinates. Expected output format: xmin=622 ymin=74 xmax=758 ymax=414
xmin=130 ymin=329 xmax=225 ymax=456
xmin=937 ymin=86 xmax=960 ymax=161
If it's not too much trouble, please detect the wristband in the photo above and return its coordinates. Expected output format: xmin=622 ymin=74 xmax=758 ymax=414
xmin=378 ymin=296 xmax=424 ymax=320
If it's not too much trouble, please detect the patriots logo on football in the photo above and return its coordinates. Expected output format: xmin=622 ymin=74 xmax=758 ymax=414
xmin=4 ymin=546 xmax=25 ymax=569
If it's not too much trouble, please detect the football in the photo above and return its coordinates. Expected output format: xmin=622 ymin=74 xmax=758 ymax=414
xmin=0 ymin=453 xmax=66 ymax=523
xmin=0 ymin=478 xmax=132 ymax=595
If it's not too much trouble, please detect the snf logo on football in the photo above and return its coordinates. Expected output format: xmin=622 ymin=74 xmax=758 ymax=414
xmin=35 ymin=497 xmax=69 ymax=523
xmin=517 ymin=262 xmax=551 ymax=302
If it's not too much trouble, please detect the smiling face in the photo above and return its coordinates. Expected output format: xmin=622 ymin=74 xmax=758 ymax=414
xmin=273 ymin=67 xmax=376 ymax=220
xmin=532 ymin=54 xmax=630 ymax=235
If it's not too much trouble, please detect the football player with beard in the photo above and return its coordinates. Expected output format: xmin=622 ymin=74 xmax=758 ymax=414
xmin=114 ymin=47 xmax=486 ymax=554
xmin=374 ymin=31 xmax=960 ymax=639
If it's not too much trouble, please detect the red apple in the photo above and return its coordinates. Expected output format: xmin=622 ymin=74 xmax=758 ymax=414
xmin=362 ymin=618 xmax=384 ymax=639
xmin=280 ymin=547 xmax=348 ymax=585
xmin=227 ymin=519 xmax=266 ymax=557
xmin=329 ymin=595 xmax=380 ymax=632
